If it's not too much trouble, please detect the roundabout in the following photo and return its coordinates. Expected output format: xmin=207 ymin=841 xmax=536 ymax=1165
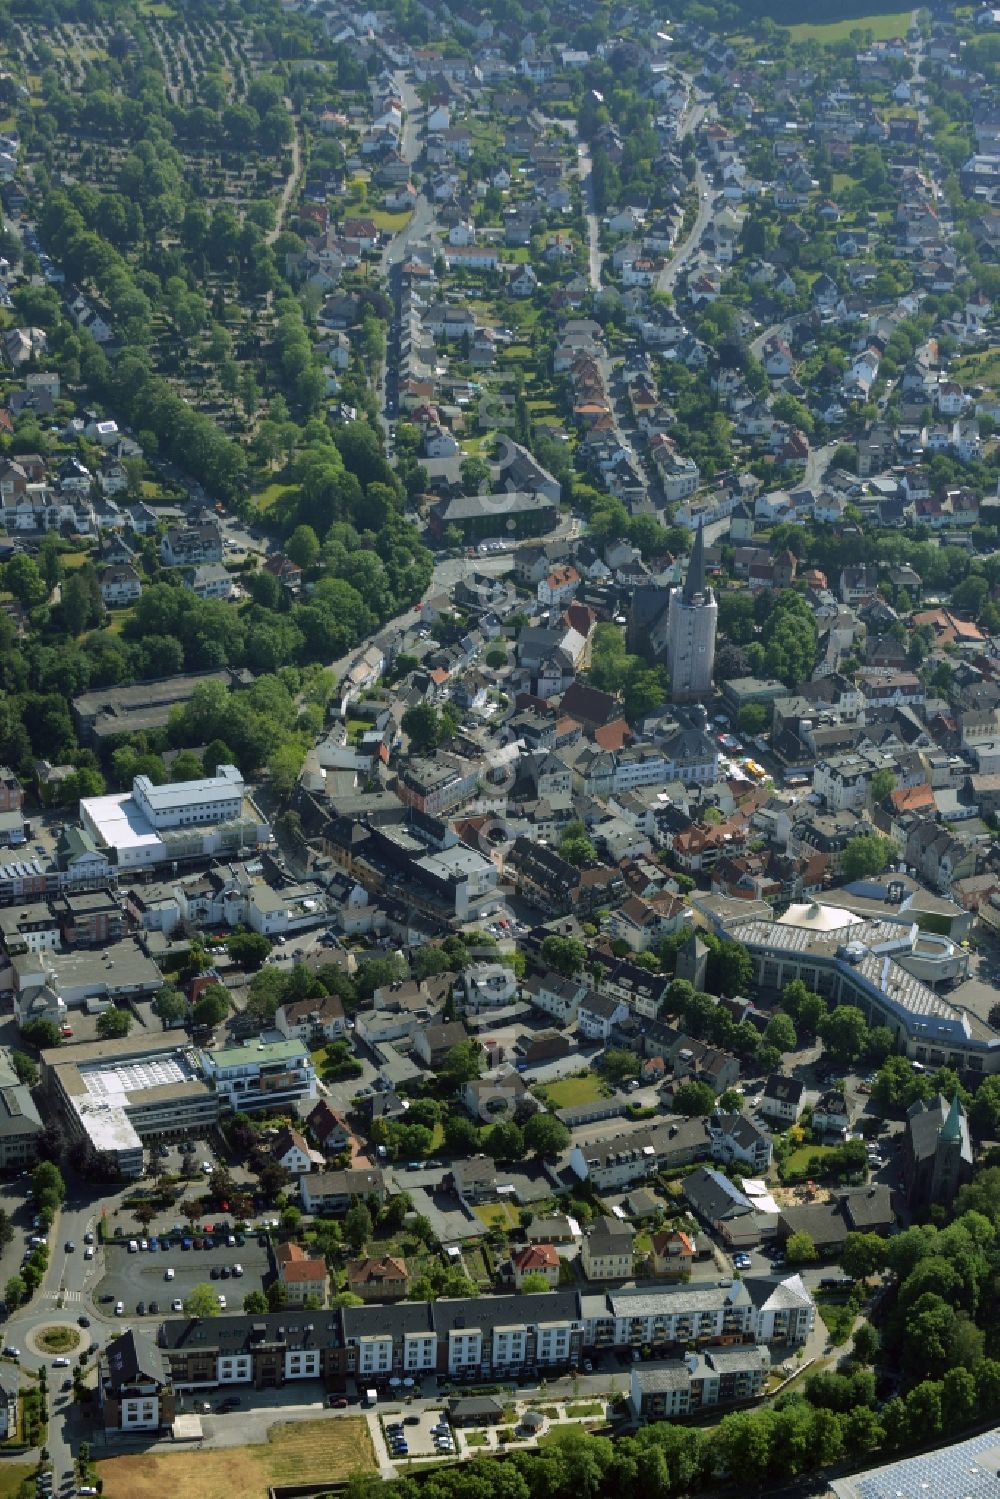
xmin=26 ymin=1321 xmax=83 ymax=1359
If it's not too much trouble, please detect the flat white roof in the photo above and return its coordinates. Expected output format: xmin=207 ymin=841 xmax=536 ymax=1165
xmin=80 ymin=793 xmax=162 ymax=852
xmin=73 ymin=1096 xmax=141 ymax=1154
xmin=81 ymin=1051 xmax=194 ymax=1108
xmin=136 ymin=765 xmax=242 ymax=810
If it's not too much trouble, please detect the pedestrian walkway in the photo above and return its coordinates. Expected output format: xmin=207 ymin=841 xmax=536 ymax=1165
xmin=367 ymin=1411 xmax=398 ymax=1479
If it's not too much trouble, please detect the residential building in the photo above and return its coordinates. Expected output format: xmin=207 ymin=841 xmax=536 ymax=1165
xmin=299 ymin=1167 xmax=386 ymax=1215
xmin=581 ymin=1218 xmax=636 ymax=1281
xmin=276 ymin=1240 xmax=329 ymax=1306
xmin=0 ymin=1374 xmax=16 ymax=1439
xmin=629 ymin=1347 xmax=769 ymax=1422
xmin=347 ymin=1256 xmax=409 ymax=1302
xmin=577 ymin=991 xmax=630 ymax=1041
xmin=99 ymin=1330 xmax=176 ymax=1435
xmin=275 ymin=993 xmax=347 ymax=1045
xmin=759 ymin=1074 xmax=805 ymax=1124
xmin=649 ymin=1229 xmax=696 ymax=1279
xmin=0 ymin=1045 xmax=43 ymax=1168
xmin=201 ymin=1039 xmax=317 ymax=1114
xmin=159 ymin=523 xmax=223 ymax=568
xmin=269 ymin=1125 xmax=324 ymax=1176
xmin=509 ymin=1243 xmax=560 ymax=1289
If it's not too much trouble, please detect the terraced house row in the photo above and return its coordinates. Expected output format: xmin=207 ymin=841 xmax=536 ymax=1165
xmin=98 ymin=1277 xmax=816 ymax=1433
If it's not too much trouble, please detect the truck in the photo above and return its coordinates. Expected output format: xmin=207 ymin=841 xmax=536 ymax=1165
xmin=363 ymin=1389 xmax=378 ymax=1408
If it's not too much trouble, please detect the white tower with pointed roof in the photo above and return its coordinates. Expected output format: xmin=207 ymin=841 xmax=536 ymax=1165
xmin=665 ymin=525 xmax=717 ymax=701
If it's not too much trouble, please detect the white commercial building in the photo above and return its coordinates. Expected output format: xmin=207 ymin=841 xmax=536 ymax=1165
xmin=133 ymin=765 xmax=243 ymax=828
xmin=80 ymin=766 xmax=269 ymax=871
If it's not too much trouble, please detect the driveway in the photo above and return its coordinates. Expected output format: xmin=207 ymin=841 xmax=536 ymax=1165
xmin=404 ymin=1185 xmax=480 ymax=1243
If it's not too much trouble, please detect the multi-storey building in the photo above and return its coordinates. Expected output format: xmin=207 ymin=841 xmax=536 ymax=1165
xmin=629 ymin=1347 xmax=769 ymax=1421
xmin=201 ymin=1038 xmax=317 ymax=1114
xmin=96 ymin=1277 xmax=817 ymax=1430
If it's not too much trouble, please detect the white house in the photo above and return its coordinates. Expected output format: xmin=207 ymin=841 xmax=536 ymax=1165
xmin=577 ymin=992 xmax=629 ymax=1041
xmin=100 ymin=564 xmax=142 ymax=608
xmin=759 ymin=1073 xmax=804 ymax=1124
xmin=424 ymin=425 xmax=459 ymax=457
xmin=524 ymin=973 xmax=588 ymax=1025
xmin=459 ymin=964 xmax=519 ymax=1011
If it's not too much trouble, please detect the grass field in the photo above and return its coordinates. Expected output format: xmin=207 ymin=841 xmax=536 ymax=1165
xmin=253 ymin=481 xmax=295 ymax=513
xmin=369 ymin=208 xmax=413 ymax=232
xmin=786 ymin=10 xmax=910 ymax=42
xmin=816 ymin=1293 xmax=858 ymax=1346
xmin=97 ymin=1417 xmax=375 ymax=1499
xmin=781 ymin=1142 xmax=838 ymax=1177
xmin=537 ymin=1073 xmax=611 ymax=1109
xmin=0 ymin=1465 xmax=34 ymax=1498
xmin=473 ymin=1200 xmax=521 ymax=1231
xmin=953 ymin=346 xmax=1000 ymax=392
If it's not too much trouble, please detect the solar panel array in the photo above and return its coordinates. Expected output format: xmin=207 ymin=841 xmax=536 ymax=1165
xmin=850 ymin=1431 xmax=1000 ymax=1499
xmin=82 ymin=1053 xmax=190 ymax=1102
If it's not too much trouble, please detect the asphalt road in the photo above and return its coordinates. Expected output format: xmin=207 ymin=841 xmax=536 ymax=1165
xmin=656 ymin=111 xmax=710 ymax=296
xmin=577 ymin=140 xmax=602 ymax=292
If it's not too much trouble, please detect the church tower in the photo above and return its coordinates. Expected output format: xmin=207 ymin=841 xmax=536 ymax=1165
xmin=665 ymin=526 xmax=717 ymax=701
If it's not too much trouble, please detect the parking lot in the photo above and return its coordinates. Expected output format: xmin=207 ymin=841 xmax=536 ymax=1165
xmin=382 ymin=1406 xmax=452 ymax=1459
xmin=149 ymin=1137 xmax=221 ymax=1178
xmin=97 ymin=1233 xmax=273 ymax=1317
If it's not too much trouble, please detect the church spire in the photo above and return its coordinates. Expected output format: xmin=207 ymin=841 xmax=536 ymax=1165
xmin=941 ymin=1092 xmax=963 ymax=1142
xmin=683 ymin=523 xmax=706 ymax=605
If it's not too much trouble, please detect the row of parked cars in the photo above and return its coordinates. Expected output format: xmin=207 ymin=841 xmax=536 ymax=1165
xmin=128 ymin=1229 xmax=249 ymax=1252
xmin=385 ymin=1417 xmax=454 ymax=1457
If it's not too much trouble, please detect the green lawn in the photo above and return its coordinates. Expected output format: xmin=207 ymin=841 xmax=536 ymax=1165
xmin=254 ymin=481 xmax=295 ymax=514
xmin=370 ymin=208 xmax=413 ymax=232
xmin=473 ymin=1201 xmax=520 ymax=1231
xmin=0 ymin=1466 xmax=34 ymax=1498
xmin=537 ymin=1074 xmax=611 ymax=1109
xmin=781 ymin=1142 xmax=838 ymax=1177
xmin=952 ymin=346 xmax=1000 ymax=392
xmin=786 ymin=9 xmax=910 ymax=42
xmin=816 ymin=1293 xmax=858 ymax=1346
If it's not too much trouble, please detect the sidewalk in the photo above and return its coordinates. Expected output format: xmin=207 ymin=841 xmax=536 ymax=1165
xmin=367 ymin=1411 xmax=398 ymax=1479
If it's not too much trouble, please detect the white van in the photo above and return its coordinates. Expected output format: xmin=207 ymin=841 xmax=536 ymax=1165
xmin=128 ymin=1240 xmax=138 ymax=1253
